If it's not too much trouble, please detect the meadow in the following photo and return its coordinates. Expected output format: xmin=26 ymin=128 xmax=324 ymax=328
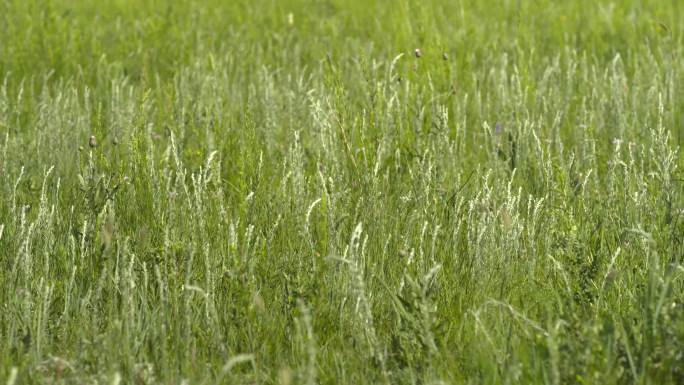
xmin=1 ymin=0 xmax=683 ymax=383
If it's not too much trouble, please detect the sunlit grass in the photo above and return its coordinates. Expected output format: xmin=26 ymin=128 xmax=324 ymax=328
xmin=1 ymin=0 xmax=683 ymax=384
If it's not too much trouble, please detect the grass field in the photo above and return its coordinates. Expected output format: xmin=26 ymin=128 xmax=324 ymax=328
xmin=1 ymin=0 xmax=683 ymax=383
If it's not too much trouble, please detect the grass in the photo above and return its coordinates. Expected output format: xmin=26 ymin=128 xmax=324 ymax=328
xmin=1 ymin=0 xmax=683 ymax=383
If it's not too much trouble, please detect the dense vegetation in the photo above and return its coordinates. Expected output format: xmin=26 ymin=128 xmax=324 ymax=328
xmin=1 ymin=0 xmax=683 ymax=383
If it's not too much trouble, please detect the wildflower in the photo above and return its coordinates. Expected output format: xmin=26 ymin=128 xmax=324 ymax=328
xmin=414 ymin=48 xmax=422 ymax=58
xmin=89 ymin=135 xmax=97 ymax=148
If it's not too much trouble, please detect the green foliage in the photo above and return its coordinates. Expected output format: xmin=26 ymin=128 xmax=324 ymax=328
xmin=1 ymin=0 xmax=683 ymax=384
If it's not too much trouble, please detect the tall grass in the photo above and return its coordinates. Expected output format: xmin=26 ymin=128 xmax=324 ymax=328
xmin=1 ymin=0 xmax=683 ymax=384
